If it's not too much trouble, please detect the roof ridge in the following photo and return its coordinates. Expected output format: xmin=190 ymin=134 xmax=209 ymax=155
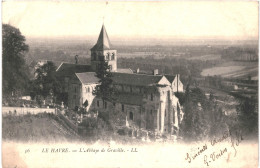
xmin=56 ymin=62 xmax=64 ymax=71
xmin=75 ymin=72 xmax=96 ymax=75
xmin=62 ymin=62 xmax=89 ymax=65
xmin=112 ymin=72 xmax=163 ymax=77
xmin=75 ymin=73 xmax=85 ymax=84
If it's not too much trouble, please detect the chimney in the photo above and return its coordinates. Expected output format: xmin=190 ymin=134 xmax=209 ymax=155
xmin=153 ymin=69 xmax=158 ymax=75
xmin=136 ymin=68 xmax=140 ymax=73
xmin=75 ymin=55 xmax=79 ymax=64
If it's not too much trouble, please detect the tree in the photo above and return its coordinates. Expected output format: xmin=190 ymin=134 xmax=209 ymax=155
xmin=2 ymin=24 xmax=30 ymax=96
xmin=31 ymin=61 xmax=61 ymax=103
xmin=93 ymin=60 xmax=116 ymax=100
xmin=180 ymin=87 xmax=227 ymax=141
xmin=237 ymin=99 xmax=258 ymax=135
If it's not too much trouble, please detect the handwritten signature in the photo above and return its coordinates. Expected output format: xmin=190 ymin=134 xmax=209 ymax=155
xmin=185 ymin=130 xmax=243 ymax=166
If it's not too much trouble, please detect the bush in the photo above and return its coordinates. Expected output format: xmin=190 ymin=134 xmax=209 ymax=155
xmin=98 ymin=112 xmax=109 ymax=123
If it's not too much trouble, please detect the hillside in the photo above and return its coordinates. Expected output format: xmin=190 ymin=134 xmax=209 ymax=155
xmin=2 ymin=113 xmax=146 ymax=144
xmin=2 ymin=113 xmax=81 ymax=142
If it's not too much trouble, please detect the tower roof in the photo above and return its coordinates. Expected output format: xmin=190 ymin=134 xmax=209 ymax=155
xmin=91 ymin=25 xmax=112 ymax=51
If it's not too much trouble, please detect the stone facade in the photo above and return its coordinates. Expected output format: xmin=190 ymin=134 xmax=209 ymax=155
xmin=83 ymin=73 xmax=184 ymax=135
xmin=91 ymin=50 xmax=117 ymax=72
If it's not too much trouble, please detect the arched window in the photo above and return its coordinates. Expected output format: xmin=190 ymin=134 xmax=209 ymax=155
xmin=88 ymin=87 xmax=90 ymax=92
xmin=107 ymin=52 xmax=110 ymax=60
xmin=111 ymin=53 xmax=115 ymax=60
xmin=129 ymin=112 xmax=133 ymax=120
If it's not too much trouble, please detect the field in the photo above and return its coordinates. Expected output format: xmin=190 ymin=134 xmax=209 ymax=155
xmin=201 ymin=61 xmax=258 ymax=79
xmin=187 ymin=54 xmax=221 ymax=61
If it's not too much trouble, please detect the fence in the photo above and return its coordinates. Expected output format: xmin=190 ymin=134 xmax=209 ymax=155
xmin=2 ymin=106 xmax=56 ymax=115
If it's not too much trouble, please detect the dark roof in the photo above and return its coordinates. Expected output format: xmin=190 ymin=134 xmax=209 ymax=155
xmin=56 ymin=63 xmax=92 ymax=77
xmin=117 ymin=68 xmax=133 ymax=74
xmin=111 ymin=72 xmax=163 ymax=86
xmin=164 ymin=75 xmax=176 ymax=83
xmin=75 ymin=72 xmax=100 ymax=84
xmin=91 ymin=25 xmax=112 ymax=51
xmin=114 ymin=93 xmax=143 ymax=106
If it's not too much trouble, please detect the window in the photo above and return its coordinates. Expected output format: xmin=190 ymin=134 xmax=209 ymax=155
xmin=130 ymin=86 xmax=132 ymax=93
xmin=92 ymin=53 xmax=96 ymax=60
xmin=122 ymin=104 xmax=124 ymax=112
xmin=75 ymin=87 xmax=77 ymax=93
xmin=111 ymin=53 xmax=115 ymax=60
xmin=107 ymin=53 xmax=110 ymax=60
xmin=150 ymin=93 xmax=153 ymax=101
xmin=109 ymin=65 xmax=112 ymax=71
xmin=97 ymin=100 xmax=99 ymax=107
xmin=113 ymin=102 xmax=116 ymax=106
xmin=104 ymin=101 xmax=107 ymax=109
xmin=129 ymin=112 xmax=133 ymax=120
xmin=88 ymin=87 xmax=90 ymax=92
xmin=150 ymin=109 xmax=153 ymax=115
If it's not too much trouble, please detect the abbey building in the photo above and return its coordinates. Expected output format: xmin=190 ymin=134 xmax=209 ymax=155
xmin=56 ymin=25 xmax=184 ymax=134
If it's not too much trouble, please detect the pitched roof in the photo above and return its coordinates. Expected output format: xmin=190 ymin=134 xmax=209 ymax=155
xmin=114 ymin=93 xmax=143 ymax=106
xmin=111 ymin=72 xmax=163 ymax=86
xmin=56 ymin=62 xmax=92 ymax=77
xmin=164 ymin=74 xmax=176 ymax=83
xmin=117 ymin=68 xmax=133 ymax=74
xmin=75 ymin=72 xmax=100 ymax=84
xmin=91 ymin=25 xmax=112 ymax=51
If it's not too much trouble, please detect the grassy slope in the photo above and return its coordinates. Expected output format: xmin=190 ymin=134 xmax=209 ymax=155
xmin=2 ymin=113 xmax=145 ymax=144
xmin=2 ymin=113 xmax=80 ymax=142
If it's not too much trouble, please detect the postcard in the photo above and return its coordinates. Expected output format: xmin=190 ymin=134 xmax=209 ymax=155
xmin=2 ymin=1 xmax=258 ymax=167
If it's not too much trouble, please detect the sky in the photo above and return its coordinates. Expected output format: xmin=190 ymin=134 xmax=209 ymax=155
xmin=2 ymin=1 xmax=259 ymax=40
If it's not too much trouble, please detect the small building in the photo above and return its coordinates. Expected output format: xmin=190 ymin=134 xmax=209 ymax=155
xmin=68 ymin=72 xmax=99 ymax=111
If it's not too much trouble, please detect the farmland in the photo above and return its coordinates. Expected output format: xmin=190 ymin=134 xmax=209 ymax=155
xmin=201 ymin=61 xmax=258 ymax=79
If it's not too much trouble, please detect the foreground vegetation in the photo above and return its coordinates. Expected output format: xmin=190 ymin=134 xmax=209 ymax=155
xmin=2 ymin=113 xmax=146 ymax=144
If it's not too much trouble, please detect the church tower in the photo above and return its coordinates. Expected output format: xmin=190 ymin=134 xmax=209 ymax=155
xmin=90 ymin=25 xmax=117 ymax=72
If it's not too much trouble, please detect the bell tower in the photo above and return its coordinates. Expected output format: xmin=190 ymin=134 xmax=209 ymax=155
xmin=90 ymin=25 xmax=117 ymax=72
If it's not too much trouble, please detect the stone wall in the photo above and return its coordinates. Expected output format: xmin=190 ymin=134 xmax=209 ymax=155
xmin=2 ymin=107 xmax=56 ymax=115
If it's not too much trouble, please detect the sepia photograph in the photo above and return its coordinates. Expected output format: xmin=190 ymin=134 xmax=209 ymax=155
xmin=2 ymin=1 xmax=259 ymax=167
